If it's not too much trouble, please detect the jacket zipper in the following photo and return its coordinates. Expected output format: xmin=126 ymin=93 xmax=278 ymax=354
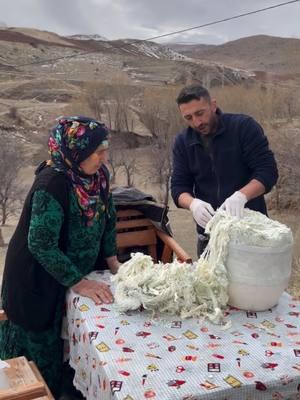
xmin=208 ymin=146 xmax=220 ymax=205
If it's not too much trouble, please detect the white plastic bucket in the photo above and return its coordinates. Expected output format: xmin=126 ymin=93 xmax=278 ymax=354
xmin=226 ymin=242 xmax=293 ymax=311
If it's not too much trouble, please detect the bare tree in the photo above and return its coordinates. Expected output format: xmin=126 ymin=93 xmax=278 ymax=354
xmin=67 ymin=78 xmax=138 ymax=134
xmin=211 ymin=84 xmax=300 ymax=123
xmin=0 ymin=131 xmax=26 ymax=225
xmin=107 ymin=84 xmax=137 ymax=133
xmin=84 ymin=81 xmax=107 ymax=121
xmin=153 ymin=131 xmax=173 ymax=205
xmin=0 ymin=228 xmax=4 ymax=246
xmin=107 ymin=145 xmax=122 ymax=184
xmin=140 ymin=87 xmax=184 ymax=205
xmin=118 ymin=151 xmax=137 ymax=187
xmin=267 ymin=124 xmax=300 ymax=211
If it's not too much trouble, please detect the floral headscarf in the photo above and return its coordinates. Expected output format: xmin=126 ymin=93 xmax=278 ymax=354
xmin=48 ymin=116 xmax=109 ymax=225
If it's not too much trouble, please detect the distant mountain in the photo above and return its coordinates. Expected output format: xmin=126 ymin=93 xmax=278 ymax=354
xmin=0 ymin=28 xmax=189 ymax=61
xmin=0 ymin=27 xmax=251 ymax=101
xmin=5 ymin=27 xmax=77 ymax=47
xmin=169 ymin=35 xmax=300 ymax=74
xmin=110 ymin=39 xmax=189 ymax=61
xmin=170 ymin=43 xmax=216 ymax=55
xmin=67 ymin=34 xmax=108 ymax=41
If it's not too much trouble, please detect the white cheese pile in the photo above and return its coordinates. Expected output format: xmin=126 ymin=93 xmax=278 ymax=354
xmin=112 ymin=252 xmax=228 ymax=322
xmin=202 ymin=209 xmax=293 ymax=285
xmin=112 ymin=209 xmax=293 ymax=322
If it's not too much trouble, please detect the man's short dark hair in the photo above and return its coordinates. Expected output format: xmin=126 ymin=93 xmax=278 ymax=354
xmin=176 ymin=85 xmax=211 ymax=105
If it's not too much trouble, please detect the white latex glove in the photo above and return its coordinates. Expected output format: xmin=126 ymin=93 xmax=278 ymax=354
xmin=220 ymin=191 xmax=247 ymax=219
xmin=189 ymin=198 xmax=215 ymax=229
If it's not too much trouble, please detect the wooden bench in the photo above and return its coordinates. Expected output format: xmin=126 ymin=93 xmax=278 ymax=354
xmin=116 ymin=209 xmax=192 ymax=263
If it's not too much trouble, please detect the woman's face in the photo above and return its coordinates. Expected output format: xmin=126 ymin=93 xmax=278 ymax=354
xmin=80 ymin=148 xmax=108 ymax=175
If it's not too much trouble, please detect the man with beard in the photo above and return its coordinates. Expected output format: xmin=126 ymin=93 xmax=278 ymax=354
xmin=171 ymin=84 xmax=278 ymax=256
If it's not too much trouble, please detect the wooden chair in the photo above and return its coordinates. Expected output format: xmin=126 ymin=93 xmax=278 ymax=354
xmin=0 ymin=356 xmax=53 ymax=400
xmin=116 ymin=209 xmax=192 ymax=263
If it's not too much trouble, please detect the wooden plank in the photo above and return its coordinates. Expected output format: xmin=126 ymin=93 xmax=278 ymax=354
xmin=2 ymin=357 xmax=37 ymax=387
xmin=0 ymin=382 xmax=47 ymax=400
xmin=148 ymin=244 xmax=157 ymax=261
xmin=116 ymin=218 xmax=152 ymax=230
xmin=161 ymin=245 xmax=173 ymax=264
xmin=117 ymin=210 xmax=143 ymax=218
xmin=0 ymin=357 xmax=47 ymax=400
xmin=117 ymin=229 xmax=157 ymax=248
xmin=29 ymin=362 xmax=53 ymax=400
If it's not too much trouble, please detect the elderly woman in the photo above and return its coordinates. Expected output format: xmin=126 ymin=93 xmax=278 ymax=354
xmin=0 ymin=116 xmax=120 ymax=397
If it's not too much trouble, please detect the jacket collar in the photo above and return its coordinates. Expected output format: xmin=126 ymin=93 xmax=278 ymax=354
xmin=186 ymin=108 xmax=225 ymax=147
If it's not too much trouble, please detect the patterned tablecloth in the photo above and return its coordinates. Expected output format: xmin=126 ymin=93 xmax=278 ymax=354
xmin=64 ymin=270 xmax=300 ymax=400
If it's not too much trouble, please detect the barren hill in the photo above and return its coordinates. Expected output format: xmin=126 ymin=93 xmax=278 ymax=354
xmin=169 ymin=35 xmax=300 ymax=76
xmin=0 ymin=27 xmax=251 ymax=85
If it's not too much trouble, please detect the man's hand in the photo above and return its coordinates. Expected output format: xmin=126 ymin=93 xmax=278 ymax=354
xmin=71 ymin=279 xmax=113 ymax=305
xmin=220 ymin=191 xmax=247 ymax=218
xmin=189 ymin=198 xmax=215 ymax=229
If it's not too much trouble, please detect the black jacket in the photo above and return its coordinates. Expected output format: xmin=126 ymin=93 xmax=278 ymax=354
xmin=1 ymin=166 xmax=70 ymax=331
xmin=171 ymin=112 xmax=278 ymax=229
xmin=1 ymin=164 xmax=109 ymax=332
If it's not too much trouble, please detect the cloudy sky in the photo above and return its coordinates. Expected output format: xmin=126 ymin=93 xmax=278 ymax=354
xmin=0 ymin=0 xmax=299 ymax=44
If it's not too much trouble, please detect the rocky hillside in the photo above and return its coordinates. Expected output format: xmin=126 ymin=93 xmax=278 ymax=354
xmin=169 ymin=35 xmax=300 ymax=76
xmin=0 ymin=27 xmax=252 ymax=85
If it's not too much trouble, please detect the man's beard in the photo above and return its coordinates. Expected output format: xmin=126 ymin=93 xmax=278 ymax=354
xmin=197 ymin=114 xmax=218 ymax=135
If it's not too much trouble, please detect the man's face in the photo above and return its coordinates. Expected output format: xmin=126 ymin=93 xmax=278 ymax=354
xmin=179 ymin=97 xmax=217 ymax=135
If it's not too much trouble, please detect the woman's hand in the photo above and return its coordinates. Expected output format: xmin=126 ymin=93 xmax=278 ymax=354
xmin=71 ymin=279 xmax=113 ymax=305
xmin=106 ymin=255 xmax=121 ymax=275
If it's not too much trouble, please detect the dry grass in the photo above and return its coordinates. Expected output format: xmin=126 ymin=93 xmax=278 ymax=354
xmin=270 ymin=209 xmax=300 ymax=296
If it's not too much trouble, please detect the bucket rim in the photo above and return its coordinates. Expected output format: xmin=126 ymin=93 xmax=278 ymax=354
xmin=228 ymin=241 xmax=293 ymax=254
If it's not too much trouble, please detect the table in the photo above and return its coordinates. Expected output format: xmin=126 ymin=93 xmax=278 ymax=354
xmin=64 ymin=270 xmax=300 ymax=400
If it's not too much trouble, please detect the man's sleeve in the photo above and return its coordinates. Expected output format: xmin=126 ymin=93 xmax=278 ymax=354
xmin=171 ymin=135 xmax=194 ymax=207
xmin=241 ymin=117 xmax=278 ymax=193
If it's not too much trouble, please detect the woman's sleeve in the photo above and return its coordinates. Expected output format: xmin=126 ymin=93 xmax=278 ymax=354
xmin=28 ymin=190 xmax=84 ymax=287
xmin=101 ymin=193 xmax=118 ymax=258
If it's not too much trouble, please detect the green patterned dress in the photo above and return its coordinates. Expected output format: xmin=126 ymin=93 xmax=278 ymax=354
xmin=0 ymin=188 xmax=117 ymax=395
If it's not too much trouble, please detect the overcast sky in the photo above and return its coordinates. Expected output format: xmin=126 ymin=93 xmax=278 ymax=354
xmin=0 ymin=0 xmax=299 ymax=44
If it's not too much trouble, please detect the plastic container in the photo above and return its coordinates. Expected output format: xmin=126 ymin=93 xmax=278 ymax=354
xmin=226 ymin=242 xmax=293 ymax=311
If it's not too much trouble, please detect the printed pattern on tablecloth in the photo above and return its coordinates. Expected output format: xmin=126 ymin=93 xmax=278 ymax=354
xmin=64 ymin=270 xmax=300 ymax=400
